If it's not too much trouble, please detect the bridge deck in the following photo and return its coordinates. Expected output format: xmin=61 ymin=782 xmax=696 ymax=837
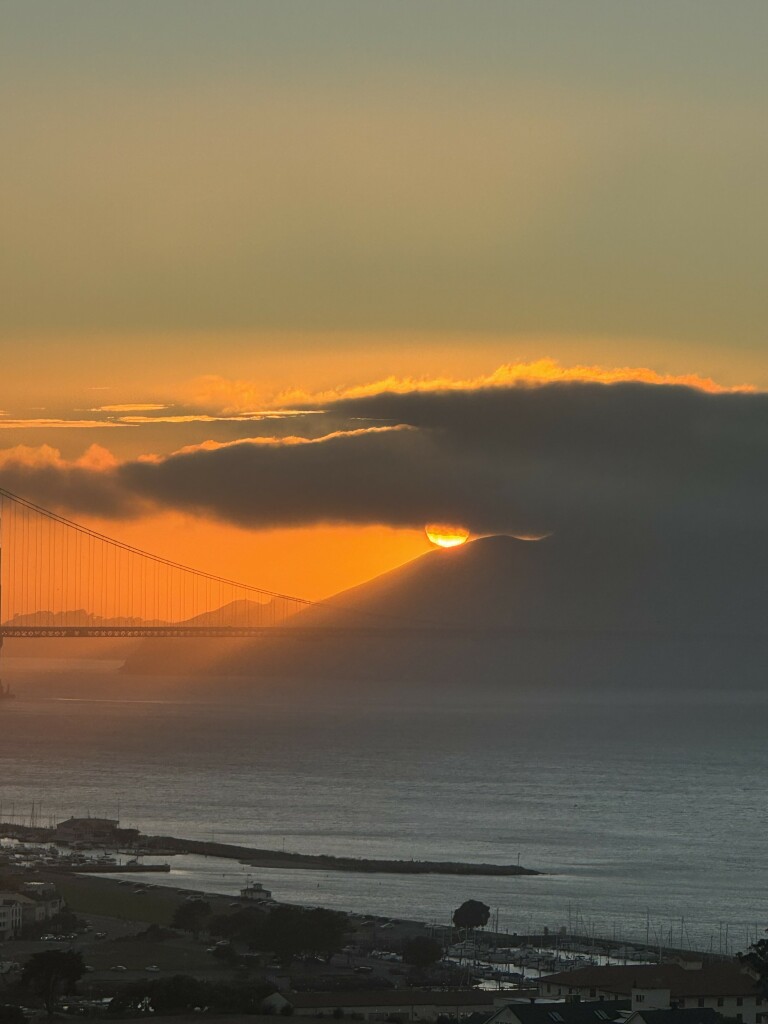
xmin=0 ymin=625 xmax=462 ymax=639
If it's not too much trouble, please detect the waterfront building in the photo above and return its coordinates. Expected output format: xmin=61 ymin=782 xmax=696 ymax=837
xmin=240 ymin=882 xmax=272 ymax=901
xmin=53 ymin=817 xmax=139 ymax=846
xmin=539 ymin=963 xmax=763 ymax=1024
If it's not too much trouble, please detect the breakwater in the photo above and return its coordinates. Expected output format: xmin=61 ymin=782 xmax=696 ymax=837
xmin=0 ymin=820 xmax=538 ymax=877
xmin=142 ymin=834 xmax=539 ymax=876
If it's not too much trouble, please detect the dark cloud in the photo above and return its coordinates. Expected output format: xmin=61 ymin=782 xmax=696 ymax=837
xmin=3 ymin=381 xmax=768 ymax=543
xmin=0 ymin=461 xmax=141 ymax=520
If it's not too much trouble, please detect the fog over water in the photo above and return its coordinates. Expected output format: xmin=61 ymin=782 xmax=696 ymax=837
xmin=2 ymin=658 xmax=766 ymax=953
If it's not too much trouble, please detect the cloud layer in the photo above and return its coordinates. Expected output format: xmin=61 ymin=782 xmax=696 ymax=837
xmin=2 ymin=378 xmax=768 ymax=546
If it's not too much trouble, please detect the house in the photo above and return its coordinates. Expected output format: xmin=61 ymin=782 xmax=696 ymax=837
xmin=263 ymin=988 xmax=497 ymax=1021
xmin=484 ymin=999 xmax=631 ymax=1024
xmin=539 ymin=963 xmax=763 ymax=1024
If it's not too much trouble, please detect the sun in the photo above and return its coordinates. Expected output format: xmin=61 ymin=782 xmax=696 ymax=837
xmin=425 ymin=523 xmax=470 ymax=548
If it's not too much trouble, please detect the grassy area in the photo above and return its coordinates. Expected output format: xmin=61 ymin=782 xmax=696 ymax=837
xmin=84 ymin=936 xmax=225 ymax=975
xmin=50 ymin=875 xmax=183 ymax=926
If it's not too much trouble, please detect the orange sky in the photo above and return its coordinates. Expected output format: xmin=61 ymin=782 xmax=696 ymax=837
xmin=1 ymin=355 xmax=759 ymax=603
xmin=73 ymin=513 xmax=430 ymax=603
xmin=3 ymin=4 xmax=767 ymax=606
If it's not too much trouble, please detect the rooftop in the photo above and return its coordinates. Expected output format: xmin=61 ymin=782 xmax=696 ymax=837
xmin=286 ymin=989 xmax=496 ymax=1009
xmin=494 ymin=1000 xmax=631 ymax=1024
xmin=541 ymin=964 xmax=759 ymax=999
xmin=627 ymin=1010 xmax=722 ymax=1024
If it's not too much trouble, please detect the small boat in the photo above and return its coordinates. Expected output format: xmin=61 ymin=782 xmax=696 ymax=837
xmin=0 ymin=681 xmax=16 ymax=701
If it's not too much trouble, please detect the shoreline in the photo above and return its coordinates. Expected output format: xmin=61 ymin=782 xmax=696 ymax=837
xmin=46 ymin=872 xmax=725 ymax=963
xmin=1 ymin=822 xmax=539 ymax=877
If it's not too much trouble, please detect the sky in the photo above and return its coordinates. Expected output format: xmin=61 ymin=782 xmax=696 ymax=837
xmin=1 ymin=2 xmax=767 ymax=600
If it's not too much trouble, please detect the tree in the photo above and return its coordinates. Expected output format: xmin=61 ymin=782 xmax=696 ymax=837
xmin=247 ymin=906 xmax=347 ymax=966
xmin=109 ymin=977 xmax=275 ymax=1017
xmin=738 ymin=935 xmax=768 ymax=994
xmin=208 ymin=906 xmax=266 ymax=943
xmin=48 ymin=907 xmax=86 ymax=935
xmin=402 ymin=936 xmax=443 ymax=971
xmin=21 ymin=949 xmax=85 ymax=1015
xmin=302 ymin=908 xmax=348 ymax=961
xmin=452 ymin=900 xmax=490 ymax=932
xmin=172 ymin=899 xmax=212 ymax=938
xmin=109 ymin=975 xmax=204 ymax=1016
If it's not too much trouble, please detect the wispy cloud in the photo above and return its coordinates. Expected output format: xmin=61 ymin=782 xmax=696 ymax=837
xmin=114 ymin=411 xmax=322 ymax=425
xmin=0 ymin=418 xmax=127 ymax=429
xmin=90 ymin=403 xmax=169 ymax=413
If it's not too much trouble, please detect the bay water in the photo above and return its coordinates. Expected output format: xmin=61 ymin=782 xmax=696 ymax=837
xmin=1 ymin=657 xmax=766 ymax=954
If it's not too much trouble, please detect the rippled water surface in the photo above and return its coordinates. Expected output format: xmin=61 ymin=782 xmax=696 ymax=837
xmin=2 ymin=659 xmax=766 ymax=952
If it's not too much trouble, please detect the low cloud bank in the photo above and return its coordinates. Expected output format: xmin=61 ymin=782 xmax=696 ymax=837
xmin=2 ymin=380 xmax=768 ymax=542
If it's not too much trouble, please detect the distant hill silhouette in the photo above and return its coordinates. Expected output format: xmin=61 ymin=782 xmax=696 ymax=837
xmin=172 ymin=598 xmax=290 ymax=628
xmin=123 ymin=533 xmax=768 ymax=690
xmin=281 ymin=532 xmax=757 ymax=632
xmin=1 ymin=599 xmax=272 ymax=662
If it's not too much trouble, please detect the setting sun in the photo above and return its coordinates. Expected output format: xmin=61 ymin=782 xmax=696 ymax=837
xmin=425 ymin=523 xmax=470 ymax=548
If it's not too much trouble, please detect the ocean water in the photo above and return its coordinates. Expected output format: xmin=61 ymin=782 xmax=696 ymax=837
xmin=1 ymin=658 xmax=767 ymax=953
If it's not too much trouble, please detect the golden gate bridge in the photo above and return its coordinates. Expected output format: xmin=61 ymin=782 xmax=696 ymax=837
xmin=0 ymin=487 xmax=316 ymax=640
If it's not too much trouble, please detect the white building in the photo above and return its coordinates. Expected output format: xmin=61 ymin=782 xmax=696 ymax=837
xmin=240 ymin=882 xmax=272 ymax=901
xmin=0 ymin=896 xmax=24 ymax=940
xmin=20 ymin=882 xmax=63 ymax=923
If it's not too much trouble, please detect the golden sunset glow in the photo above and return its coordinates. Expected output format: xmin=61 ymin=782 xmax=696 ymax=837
xmin=425 ymin=524 xmax=470 ymax=549
xmin=1 ymin=1 xmax=765 ymax=606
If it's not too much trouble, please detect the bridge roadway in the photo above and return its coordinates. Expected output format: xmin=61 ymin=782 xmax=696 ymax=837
xmin=0 ymin=624 xmax=470 ymax=639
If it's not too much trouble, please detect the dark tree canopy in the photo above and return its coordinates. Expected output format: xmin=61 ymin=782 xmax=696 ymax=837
xmin=738 ymin=936 xmax=768 ymax=994
xmin=203 ymin=903 xmax=347 ymax=965
xmin=402 ymin=936 xmax=443 ymax=970
xmin=208 ymin=906 xmax=265 ymax=941
xmin=108 ymin=976 xmax=274 ymax=1017
xmin=22 ymin=949 xmax=86 ymax=1015
xmin=172 ymin=899 xmax=212 ymax=936
xmin=452 ymin=899 xmax=491 ymax=931
xmin=259 ymin=906 xmax=347 ymax=965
